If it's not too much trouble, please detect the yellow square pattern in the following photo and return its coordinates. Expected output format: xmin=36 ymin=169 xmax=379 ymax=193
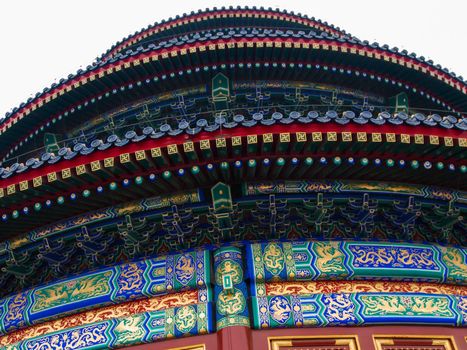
xmin=296 ymin=132 xmax=307 ymax=142
xmin=33 ymin=176 xmax=43 ymax=187
xmin=247 ymin=135 xmax=258 ymax=144
xmin=327 ymin=132 xmax=337 ymax=142
xmin=62 ymin=168 xmax=72 ymax=178
xmin=372 ymin=133 xmax=382 ymax=142
xmin=47 ymin=172 xmax=57 ymax=182
xmin=312 ymin=132 xmax=322 ymax=142
xmin=120 ymin=153 xmax=130 ymax=163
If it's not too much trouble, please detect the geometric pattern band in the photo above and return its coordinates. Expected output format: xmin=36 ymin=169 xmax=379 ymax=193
xmin=0 ymin=250 xmax=211 ymax=335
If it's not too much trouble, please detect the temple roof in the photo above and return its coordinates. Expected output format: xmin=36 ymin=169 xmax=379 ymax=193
xmin=0 ymin=8 xmax=465 ymax=157
xmin=0 ymin=7 xmax=465 ymax=297
xmin=98 ymin=6 xmax=353 ymax=61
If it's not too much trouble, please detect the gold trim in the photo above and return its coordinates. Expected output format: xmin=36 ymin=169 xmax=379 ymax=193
xmin=414 ymin=134 xmax=424 ymax=144
xmin=151 ymin=147 xmax=162 ymax=157
xmin=167 ymin=144 xmax=178 ymax=154
xmin=269 ymin=335 xmax=360 ymax=350
xmin=263 ymin=133 xmax=274 ymax=143
xmin=33 ymin=176 xmax=42 ymax=187
xmin=342 ymin=132 xmax=352 ymax=142
xmin=231 ymin=136 xmax=242 ymax=146
xmin=372 ymin=133 xmax=382 ymax=142
xmin=215 ymin=137 xmax=227 ymax=148
xmin=296 ymin=132 xmax=307 ymax=142
xmin=312 ymin=132 xmax=322 ymax=142
xmin=47 ymin=172 xmax=57 ymax=183
xmin=19 ymin=181 xmax=28 ymax=191
xmin=7 ymin=184 xmax=15 ymax=195
xmin=279 ymin=133 xmax=290 ymax=143
xmin=386 ymin=133 xmax=396 ymax=142
xmin=247 ymin=135 xmax=258 ymax=144
xmin=327 ymin=132 xmax=337 ymax=142
xmin=373 ymin=335 xmax=458 ymax=350
xmin=61 ymin=168 xmax=71 ymax=179
xmin=119 ymin=153 xmax=130 ymax=163
xmin=429 ymin=135 xmax=439 ymax=145
xmin=183 ymin=142 xmax=194 ymax=152
xmin=167 ymin=345 xmax=205 ymax=350
xmin=76 ymin=164 xmax=86 ymax=175
xmin=104 ymin=158 xmax=114 ymax=168
xmin=400 ymin=134 xmax=410 ymax=143
xmin=90 ymin=161 xmax=101 ymax=172
xmin=135 ymin=150 xmax=146 ymax=161
xmin=200 ymin=139 xmax=211 ymax=149
xmin=356 ymin=132 xmax=367 ymax=142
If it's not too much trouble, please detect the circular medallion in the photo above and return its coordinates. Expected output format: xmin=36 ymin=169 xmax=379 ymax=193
xmin=215 ymin=260 xmax=243 ymax=286
xmin=174 ymin=305 xmax=197 ymax=333
xmin=263 ymin=243 xmax=285 ymax=276
xmin=217 ymin=288 xmax=246 ymax=316
xmin=269 ymin=295 xmax=292 ymax=324
xmin=175 ymin=254 xmax=195 ymax=286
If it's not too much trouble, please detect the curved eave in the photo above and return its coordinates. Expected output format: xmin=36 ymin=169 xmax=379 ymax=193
xmin=99 ymin=7 xmax=350 ymax=61
xmin=1 ymin=116 xmax=466 ymax=186
xmin=1 ymin=122 xmax=466 ymax=237
xmin=1 ymin=36 xmax=466 ymax=158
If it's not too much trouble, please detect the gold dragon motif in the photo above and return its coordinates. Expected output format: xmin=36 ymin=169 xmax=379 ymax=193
xmin=265 ymin=281 xmax=467 ymax=296
xmin=441 ymin=247 xmax=467 ymax=281
xmin=263 ymin=243 xmax=285 ymax=276
xmin=314 ymin=242 xmax=345 ymax=274
xmin=0 ymin=291 xmax=198 ymax=347
xmin=32 ymin=273 xmax=112 ymax=312
xmin=118 ymin=263 xmax=144 ymax=293
xmin=114 ymin=315 xmax=145 ymax=343
xmin=397 ymin=249 xmax=435 ymax=268
xmin=352 ymin=247 xmax=394 ymax=266
xmin=361 ymin=295 xmax=452 ymax=317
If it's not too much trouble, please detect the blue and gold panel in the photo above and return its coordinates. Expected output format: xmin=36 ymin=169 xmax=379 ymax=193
xmin=439 ymin=246 xmax=467 ymax=284
xmin=2 ymin=294 xmax=30 ymax=334
xmin=242 ymin=180 xmax=464 ymax=202
xmin=455 ymin=296 xmax=467 ymax=326
xmin=30 ymin=269 xmax=115 ymax=320
xmin=354 ymin=293 xmax=458 ymax=325
xmin=214 ymin=246 xmax=250 ymax=330
xmin=0 ymin=300 xmax=5 ymax=335
xmin=0 ymin=250 xmax=211 ymax=336
xmin=251 ymin=293 xmax=463 ymax=329
xmin=343 ymin=242 xmax=444 ymax=281
xmin=3 ymin=303 xmax=213 ymax=350
xmin=246 ymin=240 xmax=465 ymax=296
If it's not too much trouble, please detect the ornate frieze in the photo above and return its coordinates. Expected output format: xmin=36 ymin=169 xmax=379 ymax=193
xmin=214 ymin=246 xmax=250 ymax=329
xmin=251 ymin=293 xmax=464 ymax=329
xmin=1 ymin=303 xmax=212 ymax=350
xmin=0 ymin=250 xmax=211 ymax=335
xmin=247 ymin=241 xmax=466 ymax=297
